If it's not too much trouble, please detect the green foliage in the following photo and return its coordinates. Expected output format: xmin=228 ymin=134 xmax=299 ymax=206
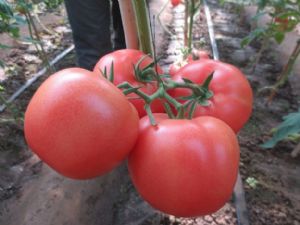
xmin=0 ymin=0 xmax=28 ymax=38
xmin=43 ymin=0 xmax=63 ymax=9
xmin=261 ymin=108 xmax=300 ymax=148
xmin=219 ymin=0 xmax=300 ymax=46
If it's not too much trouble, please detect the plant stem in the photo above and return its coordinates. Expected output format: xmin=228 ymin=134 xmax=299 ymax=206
xmin=268 ymin=39 xmax=300 ymax=102
xmin=132 ymin=0 xmax=154 ymax=56
xmin=184 ymin=0 xmax=189 ymax=48
xmin=118 ymin=0 xmax=139 ymax=49
xmin=157 ymin=0 xmax=175 ymax=37
xmin=251 ymin=35 xmax=269 ymax=73
xmin=165 ymin=80 xmax=206 ymax=96
xmin=188 ymin=0 xmax=195 ymax=53
xmin=25 ymin=11 xmax=54 ymax=73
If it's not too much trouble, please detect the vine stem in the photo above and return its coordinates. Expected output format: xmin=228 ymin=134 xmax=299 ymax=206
xmin=188 ymin=0 xmax=195 ymax=53
xmin=268 ymin=39 xmax=300 ymax=102
xmin=24 ymin=10 xmax=54 ymax=73
xmin=118 ymin=74 xmax=214 ymax=124
xmin=132 ymin=0 xmax=154 ymax=56
xmin=184 ymin=0 xmax=189 ymax=48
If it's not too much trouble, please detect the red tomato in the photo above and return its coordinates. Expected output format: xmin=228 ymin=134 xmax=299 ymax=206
xmin=274 ymin=17 xmax=289 ymax=31
xmin=170 ymin=59 xmax=253 ymax=133
xmin=93 ymin=49 xmax=164 ymax=117
xmin=171 ymin=0 xmax=181 ymax=7
xmin=128 ymin=114 xmax=240 ymax=217
xmin=24 ymin=68 xmax=139 ymax=179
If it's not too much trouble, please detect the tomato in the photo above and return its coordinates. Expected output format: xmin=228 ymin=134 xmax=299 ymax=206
xmin=169 ymin=50 xmax=210 ymax=76
xmin=274 ymin=17 xmax=289 ymax=31
xmin=170 ymin=59 xmax=253 ymax=133
xmin=93 ymin=49 xmax=164 ymax=117
xmin=171 ymin=0 xmax=181 ymax=7
xmin=128 ymin=114 xmax=240 ymax=217
xmin=24 ymin=68 xmax=139 ymax=179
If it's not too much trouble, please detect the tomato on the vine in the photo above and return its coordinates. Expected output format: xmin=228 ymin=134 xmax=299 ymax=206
xmin=24 ymin=68 xmax=139 ymax=179
xmin=128 ymin=114 xmax=240 ymax=217
xmin=93 ymin=49 xmax=165 ymax=117
xmin=171 ymin=0 xmax=181 ymax=7
xmin=170 ymin=59 xmax=253 ymax=132
xmin=274 ymin=17 xmax=289 ymax=31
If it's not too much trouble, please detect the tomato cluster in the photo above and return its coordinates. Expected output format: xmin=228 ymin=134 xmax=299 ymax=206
xmin=24 ymin=49 xmax=252 ymax=217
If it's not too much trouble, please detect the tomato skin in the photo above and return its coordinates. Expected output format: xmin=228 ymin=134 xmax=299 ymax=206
xmin=171 ymin=0 xmax=181 ymax=7
xmin=274 ymin=17 xmax=289 ymax=31
xmin=128 ymin=114 xmax=240 ymax=217
xmin=24 ymin=68 xmax=139 ymax=179
xmin=170 ymin=59 xmax=253 ymax=133
xmin=93 ymin=49 xmax=164 ymax=117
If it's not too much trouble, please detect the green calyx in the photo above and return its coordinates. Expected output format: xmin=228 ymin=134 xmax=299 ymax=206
xmin=117 ymin=61 xmax=214 ymax=125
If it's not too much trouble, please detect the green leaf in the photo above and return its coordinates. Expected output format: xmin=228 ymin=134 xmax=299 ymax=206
xmin=182 ymin=78 xmax=194 ymax=84
xmin=0 ymin=59 xmax=4 ymax=68
xmin=241 ymin=27 xmax=266 ymax=47
xmin=251 ymin=11 xmax=267 ymax=21
xmin=202 ymin=73 xmax=214 ymax=90
xmin=0 ymin=0 xmax=13 ymax=17
xmin=14 ymin=15 xmax=26 ymax=25
xmin=274 ymin=32 xmax=285 ymax=44
xmin=109 ymin=61 xmax=114 ymax=83
xmin=0 ymin=43 xmax=12 ymax=49
xmin=241 ymin=37 xmax=251 ymax=48
xmin=9 ymin=26 xmax=20 ymax=38
xmin=261 ymin=108 xmax=300 ymax=148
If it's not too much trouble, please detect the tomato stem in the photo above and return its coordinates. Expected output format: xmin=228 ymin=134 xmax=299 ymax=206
xmin=145 ymin=104 xmax=157 ymax=125
xmin=188 ymin=0 xmax=195 ymax=53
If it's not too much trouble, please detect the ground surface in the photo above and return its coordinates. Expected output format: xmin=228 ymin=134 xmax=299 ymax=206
xmin=0 ymin=0 xmax=299 ymax=225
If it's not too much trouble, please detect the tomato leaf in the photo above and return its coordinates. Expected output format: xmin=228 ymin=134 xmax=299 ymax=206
xmin=261 ymin=108 xmax=300 ymax=148
xmin=0 ymin=43 xmax=12 ymax=49
xmin=274 ymin=32 xmax=285 ymax=44
xmin=241 ymin=28 xmax=266 ymax=48
xmin=0 ymin=59 xmax=4 ymax=68
xmin=182 ymin=78 xmax=194 ymax=84
xmin=202 ymin=72 xmax=214 ymax=90
xmin=0 ymin=0 xmax=13 ymax=17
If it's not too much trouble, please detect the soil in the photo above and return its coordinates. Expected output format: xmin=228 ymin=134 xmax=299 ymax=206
xmin=0 ymin=0 xmax=300 ymax=225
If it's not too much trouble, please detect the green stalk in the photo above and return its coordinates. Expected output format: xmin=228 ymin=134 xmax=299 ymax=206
xmin=132 ymin=0 xmax=154 ymax=56
xmin=269 ymin=39 xmax=300 ymax=101
xmin=188 ymin=0 xmax=195 ymax=53
xmin=184 ymin=0 xmax=189 ymax=48
xmin=25 ymin=11 xmax=54 ymax=73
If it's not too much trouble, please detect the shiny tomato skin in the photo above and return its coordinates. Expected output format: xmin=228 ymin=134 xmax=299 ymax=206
xmin=93 ymin=49 xmax=164 ymax=117
xmin=171 ymin=59 xmax=253 ymax=133
xmin=171 ymin=0 xmax=181 ymax=7
xmin=24 ymin=68 xmax=139 ymax=179
xmin=128 ymin=114 xmax=240 ymax=217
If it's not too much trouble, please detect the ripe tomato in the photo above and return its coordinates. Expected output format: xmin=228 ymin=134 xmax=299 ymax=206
xmin=128 ymin=114 xmax=240 ymax=217
xmin=93 ymin=49 xmax=164 ymax=117
xmin=171 ymin=0 xmax=181 ymax=7
xmin=24 ymin=68 xmax=139 ymax=179
xmin=170 ymin=59 xmax=253 ymax=133
xmin=274 ymin=17 xmax=289 ymax=31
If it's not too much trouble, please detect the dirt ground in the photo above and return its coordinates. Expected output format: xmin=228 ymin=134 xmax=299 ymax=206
xmin=0 ymin=0 xmax=299 ymax=225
